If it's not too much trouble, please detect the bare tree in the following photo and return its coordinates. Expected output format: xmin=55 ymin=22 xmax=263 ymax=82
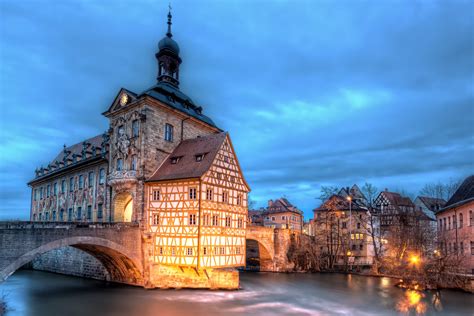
xmin=318 ymin=185 xmax=339 ymax=202
xmin=360 ymin=182 xmax=384 ymax=273
xmin=419 ymin=179 xmax=461 ymax=201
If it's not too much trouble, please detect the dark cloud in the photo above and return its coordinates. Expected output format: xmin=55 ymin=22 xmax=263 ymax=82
xmin=1 ymin=0 xmax=473 ymax=220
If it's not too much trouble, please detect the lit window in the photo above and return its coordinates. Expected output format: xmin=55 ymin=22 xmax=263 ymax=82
xmin=152 ymin=190 xmax=160 ymax=201
xmin=203 ymin=214 xmax=210 ymax=226
xmin=165 ymin=123 xmax=173 ymax=142
xmin=78 ymin=175 xmax=84 ymax=189
xmin=212 ymin=215 xmax=219 ymax=226
xmin=88 ymin=172 xmax=94 ymax=187
xmin=222 ymin=191 xmax=228 ymax=203
xmin=189 ymin=213 xmax=197 ymax=225
xmin=206 ymin=188 xmax=213 ymax=200
xmin=99 ymin=168 xmax=105 ymax=184
xmin=189 ymin=188 xmax=197 ymax=200
xmin=153 ymin=214 xmax=160 ymax=225
xmin=132 ymin=119 xmax=139 ymax=138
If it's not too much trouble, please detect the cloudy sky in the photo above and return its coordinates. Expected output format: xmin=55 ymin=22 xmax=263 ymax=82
xmin=0 ymin=0 xmax=473 ymax=220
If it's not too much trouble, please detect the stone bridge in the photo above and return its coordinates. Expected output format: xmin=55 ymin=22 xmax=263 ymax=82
xmin=245 ymin=226 xmax=296 ymax=272
xmin=0 ymin=222 xmax=144 ymax=286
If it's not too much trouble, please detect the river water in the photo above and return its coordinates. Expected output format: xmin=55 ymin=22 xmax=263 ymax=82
xmin=1 ymin=270 xmax=473 ymax=316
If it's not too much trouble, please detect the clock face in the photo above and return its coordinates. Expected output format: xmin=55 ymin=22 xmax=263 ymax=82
xmin=120 ymin=94 xmax=128 ymax=106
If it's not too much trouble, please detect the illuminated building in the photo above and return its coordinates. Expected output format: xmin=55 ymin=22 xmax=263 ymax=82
xmin=26 ymin=10 xmax=250 ymax=288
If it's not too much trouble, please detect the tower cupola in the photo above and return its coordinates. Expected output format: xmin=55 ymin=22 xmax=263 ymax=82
xmin=156 ymin=8 xmax=182 ymax=87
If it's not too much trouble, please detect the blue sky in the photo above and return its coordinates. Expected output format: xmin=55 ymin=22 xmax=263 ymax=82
xmin=0 ymin=0 xmax=473 ymax=220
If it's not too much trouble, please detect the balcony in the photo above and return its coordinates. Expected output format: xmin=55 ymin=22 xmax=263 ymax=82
xmin=107 ymin=170 xmax=138 ymax=188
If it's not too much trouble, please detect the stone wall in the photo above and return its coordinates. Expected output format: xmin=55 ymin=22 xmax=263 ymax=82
xmin=149 ymin=264 xmax=239 ymax=289
xmin=31 ymin=246 xmax=109 ymax=280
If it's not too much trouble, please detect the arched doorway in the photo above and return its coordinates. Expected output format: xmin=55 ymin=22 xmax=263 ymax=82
xmin=113 ymin=192 xmax=133 ymax=222
xmin=245 ymin=238 xmax=273 ymax=271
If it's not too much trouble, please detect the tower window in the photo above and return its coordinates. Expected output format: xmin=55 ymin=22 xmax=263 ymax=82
xmin=132 ymin=120 xmax=139 ymax=138
xmin=165 ymin=123 xmax=173 ymax=142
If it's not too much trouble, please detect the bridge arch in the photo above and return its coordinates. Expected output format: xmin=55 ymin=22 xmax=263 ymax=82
xmin=246 ymin=238 xmax=274 ymax=271
xmin=1 ymin=236 xmax=143 ymax=285
xmin=113 ymin=192 xmax=134 ymax=222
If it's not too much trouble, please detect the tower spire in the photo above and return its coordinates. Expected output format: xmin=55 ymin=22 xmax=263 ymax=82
xmin=167 ymin=4 xmax=172 ymax=38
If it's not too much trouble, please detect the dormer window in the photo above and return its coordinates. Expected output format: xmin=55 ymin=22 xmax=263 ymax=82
xmin=195 ymin=153 xmax=206 ymax=162
xmin=170 ymin=156 xmax=181 ymax=164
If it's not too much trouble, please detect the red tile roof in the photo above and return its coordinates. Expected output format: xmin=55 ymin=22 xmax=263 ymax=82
xmin=147 ymin=132 xmax=227 ymax=182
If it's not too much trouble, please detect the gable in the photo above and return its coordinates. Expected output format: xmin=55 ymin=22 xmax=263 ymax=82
xmin=202 ymin=135 xmax=250 ymax=192
xmin=102 ymin=88 xmax=138 ymax=117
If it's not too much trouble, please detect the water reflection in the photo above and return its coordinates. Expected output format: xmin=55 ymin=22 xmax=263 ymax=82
xmin=396 ymin=290 xmax=427 ymax=315
xmin=1 ymin=271 xmax=473 ymax=316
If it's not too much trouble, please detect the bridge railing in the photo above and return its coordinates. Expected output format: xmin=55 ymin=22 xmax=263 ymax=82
xmin=0 ymin=221 xmax=140 ymax=229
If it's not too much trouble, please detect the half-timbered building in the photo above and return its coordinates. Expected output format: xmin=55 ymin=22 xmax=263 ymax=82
xmin=26 ymin=10 xmax=250 ymax=288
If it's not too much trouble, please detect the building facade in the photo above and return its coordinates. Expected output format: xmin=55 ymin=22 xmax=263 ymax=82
xmin=27 ymin=11 xmax=249 ymax=288
xmin=262 ymin=198 xmax=303 ymax=232
xmin=436 ymin=175 xmax=474 ymax=275
xmin=313 ymin=194 xmax=376 ymax=266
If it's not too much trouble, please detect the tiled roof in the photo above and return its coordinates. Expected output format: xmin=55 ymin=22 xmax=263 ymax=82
xmin=381 ymin=191 xmax=415 ymax=207
xmin=147 ymin=132 xmax=227 ymax=182
xmin=52 ymin=134 xmax=104 ymax=164
xmin=442 ymin=175 xmax=474 ymax=210
xmin=140 ymin=83 xmax=219 ymax=129
xmin=314 ymin=194 xmax=367 ymax=212
xmin=263 ymin=198 xmax=303 ymax=215
xmin=417 ymin=196 xmax=446 ymax=210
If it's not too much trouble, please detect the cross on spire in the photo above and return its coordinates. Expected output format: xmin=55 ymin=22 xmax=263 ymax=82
xmin=167 ymin=3 xmax=173 ymax=38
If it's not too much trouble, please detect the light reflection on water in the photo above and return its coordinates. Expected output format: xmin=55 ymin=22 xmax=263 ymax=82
xmin=1 ymin=270 xmax=473 ymax=316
